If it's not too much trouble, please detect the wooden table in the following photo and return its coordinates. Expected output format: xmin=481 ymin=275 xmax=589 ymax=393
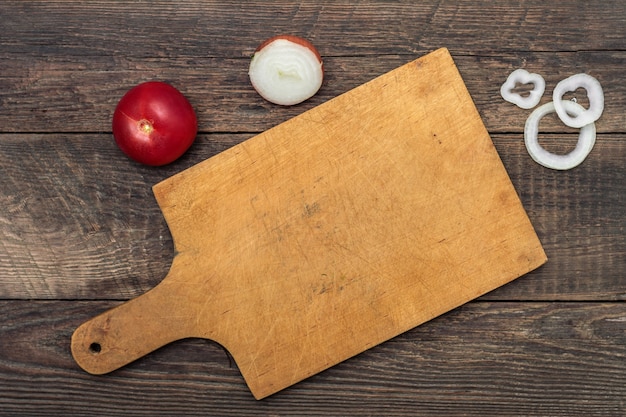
xmin=1 ymin=2 xmax=624 ymax=415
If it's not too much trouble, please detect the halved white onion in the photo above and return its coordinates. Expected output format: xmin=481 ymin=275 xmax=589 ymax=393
xmin=553 ymin=73 xmax=604 ymax=128
xmin=500 ymin=68 xmax=546 ymax=109
xmin=248 ymin=36 xmax=323 ymax=106
xmin=524 ymin=100 xmax=596 ymax=170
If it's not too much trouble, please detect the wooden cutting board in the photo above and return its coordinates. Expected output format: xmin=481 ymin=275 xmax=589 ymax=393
xmin=71 ymin=48 xmax=546 ymax=399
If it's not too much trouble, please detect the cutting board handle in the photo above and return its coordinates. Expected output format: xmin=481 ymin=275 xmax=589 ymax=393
xmin=71 ymin=280 xmax=193 ymax=374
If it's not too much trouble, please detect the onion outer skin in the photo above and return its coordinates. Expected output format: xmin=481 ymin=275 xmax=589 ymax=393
xmin=553 ymin=73 xmax=604 ymax=128
xmin=500 ymin=68 xmax=545 ymax=109
xmin=524 ymin=100 xmax=596 ymax=170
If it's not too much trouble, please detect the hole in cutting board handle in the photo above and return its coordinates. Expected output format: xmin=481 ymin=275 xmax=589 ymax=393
xmin=71 ymin=278 xmax=201 ymax=375
xmin=89 ymin=342 xmax=102 ymax=354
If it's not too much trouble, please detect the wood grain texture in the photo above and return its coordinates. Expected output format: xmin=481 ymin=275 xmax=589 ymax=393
xmin=1 ymin=132 xmax=623 ymax=300
xmin=1 ymin=301 xmax=625 ymax=416
xmin=0 ymin=133 xmax=239 ymax=299
xmin=1 ymin=0 xmax=624 ymax=414
xmin=1 ymin=53 xmax=624 ymax=133
xmin=1 ymin=1 xmax=624 ymax=133
xmin=1 ymin=1 xmax=624 ymax=57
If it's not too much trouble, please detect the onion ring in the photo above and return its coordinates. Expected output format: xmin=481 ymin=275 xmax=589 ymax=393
xmin=500 ymin=69 xmax=545 ymax=109
xmin=553 ymin=73 xmax=604 ymax=128
xmin=524 ymin=100 xmax=596 ymax=170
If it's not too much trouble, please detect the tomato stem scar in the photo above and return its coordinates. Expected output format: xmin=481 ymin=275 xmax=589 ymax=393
xmin=138 ymin=119 xmax=154 ymax=134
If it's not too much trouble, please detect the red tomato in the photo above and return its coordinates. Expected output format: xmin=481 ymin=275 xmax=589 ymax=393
xmin=112 ymin=81 xmax=197 ymax=166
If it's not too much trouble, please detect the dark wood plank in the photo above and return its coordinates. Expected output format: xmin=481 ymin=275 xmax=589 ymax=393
xmin=1 ymin=1 xmax=624 ymax=58
xmin=468 ymin=51 xmax=626 ymax=134
xmin=2 ymin=132 xmax=623 ymax=300
xmin=1 ymin=300 xmax=624 ymax=416
xmin=1 ymin=53 xmax=624 ymax=133
xmin=0 ymin=134 xmax=626 ymax=300
xmin=487 ymin=133 xmax=626 ymax=300
xmin=0 ymin=133 xmax=241 ymax=299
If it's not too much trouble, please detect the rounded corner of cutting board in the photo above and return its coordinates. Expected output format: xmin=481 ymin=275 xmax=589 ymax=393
xmin=151 ymin=180 xmax=169 ymax=205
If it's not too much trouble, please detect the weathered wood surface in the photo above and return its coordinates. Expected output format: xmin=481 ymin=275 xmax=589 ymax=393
xmin=2 ymin=133 xmax=623 ymax=301
xmin=1 ymin=53 xmax=625 ymax=134
xmin=1 ymin=0 xmax=624 ymax=415
xmin=1 ymin=301 xmax=625 ymax=416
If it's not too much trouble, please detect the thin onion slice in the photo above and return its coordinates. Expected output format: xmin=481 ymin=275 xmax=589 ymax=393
xmin=553 ymin=73 xmax=604 ymax=128
xmin=248 ymin=36 xmax=323 ymax=106
xmin=500 ymin=68 xmax=545 ymax=109
xmin=524 ymin=100 xmax=596 ymax=170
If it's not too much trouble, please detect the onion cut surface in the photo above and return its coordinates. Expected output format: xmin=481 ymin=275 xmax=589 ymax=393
xmin=553 ymin=73 xmax=604 ymax=128
xmin=524 ymin=100 xmax=596 ymax=170
xmin=500 ymin=69 xmax=546 ymax=109
xmin=249 ymin=36 xmax=323 ymax=106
